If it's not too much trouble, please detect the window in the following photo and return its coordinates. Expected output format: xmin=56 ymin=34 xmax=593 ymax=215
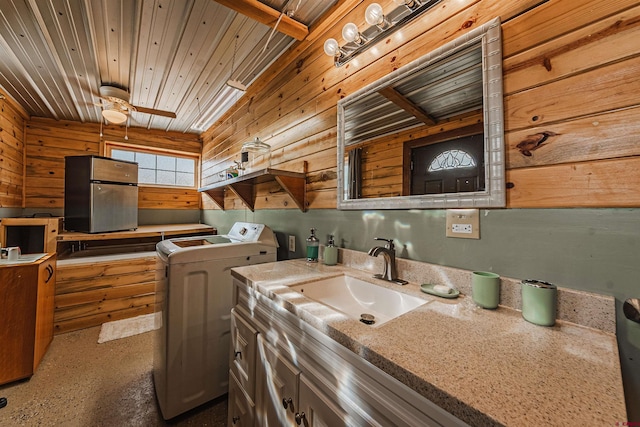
xmin=428 ymin=150 xmax=477 ymax=172
xmin=107 ymin=144 xmax=198 ymax=188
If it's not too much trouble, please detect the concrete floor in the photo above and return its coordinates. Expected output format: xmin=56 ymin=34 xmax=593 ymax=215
xmin=0 ymin=327 xmax=227 ymax=426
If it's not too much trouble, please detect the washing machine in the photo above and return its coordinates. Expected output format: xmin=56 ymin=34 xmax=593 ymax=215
xmin=153 ymin=222 xmax=277 ymax=420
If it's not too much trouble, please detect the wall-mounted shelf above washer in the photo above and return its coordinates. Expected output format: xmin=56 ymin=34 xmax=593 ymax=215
xmin=198 ymin=168 xmax=307 ymax=212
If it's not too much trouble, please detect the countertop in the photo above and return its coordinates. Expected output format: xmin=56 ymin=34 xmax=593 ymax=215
xmin=231 ymin=258 xmax=627 ymax=426
xmin=57 ymin=223 xmax=215 ymax=241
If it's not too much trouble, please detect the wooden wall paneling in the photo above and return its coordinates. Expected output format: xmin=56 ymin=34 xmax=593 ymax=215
xmin=505 ymin=56 xmax=640 ymax=131
xmin=501 ymin=0 xmax=640 ymax=57
xmin=25 ymin=117 xmax=201 ymax=210
xmin=102 ymin=128 xmax=201 ymax=154
xmin=138 ymin=186 xmax=201 ymax=210
xmin=54 ymin=305 xmax=155 ymax=335
xmin=0 ymin=94 xmax=28 ymax=208
xmin=55 ymin=283 xmax=156 ymax=309
xmin=506 ymin=107 xmax=640 ymax=169
xmin=506 ymin=156 xmax=640 ymax=208
xmin=55 ymin=256 xmax=158 ymax=282
xmin=54 ymin=255 xmax=159 ymax=334
xmin=503 ymin=4 xmax=640 ymax=95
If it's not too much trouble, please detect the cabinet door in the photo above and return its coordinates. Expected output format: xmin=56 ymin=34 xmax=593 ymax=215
xmin=34 ymin=255 xmax=56 ymax=370
xmin=256 ymin=335 xmax=300 ymax=426
xmin=0 ymin=264 xmax=38 ymax=385
xmin=228 ymin=371 xmax=255 ymax=427
xmin=297 ymin=374 xmax=379 ymax=427
xmin=230 ymin=309 xmax=258 ymax=400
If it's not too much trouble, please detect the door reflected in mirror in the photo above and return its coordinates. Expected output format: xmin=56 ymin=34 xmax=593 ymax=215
xmin=337 ymin=18 xmax=505 ymax=210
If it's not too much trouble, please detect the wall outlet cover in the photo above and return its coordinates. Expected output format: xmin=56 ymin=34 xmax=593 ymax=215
xmin=288 ymin=235 xmax=296 ymax=252
xmin=446 ymin=209 xmax=480 ymax=239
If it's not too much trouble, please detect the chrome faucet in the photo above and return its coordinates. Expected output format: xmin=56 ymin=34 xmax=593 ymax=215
xmin=368 ymin=238 xmax=408 ymax=285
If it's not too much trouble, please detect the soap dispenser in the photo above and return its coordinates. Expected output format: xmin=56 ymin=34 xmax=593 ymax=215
xmin=306 ymin=228 xmax=319 ymax=262
xmin=324 ymin=235 xmax=338 ymax=266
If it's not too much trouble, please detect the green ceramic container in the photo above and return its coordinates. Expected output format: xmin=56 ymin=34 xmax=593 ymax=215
xmin=471 ymin=271 xmax=500 ymax=309
xmin=521 ymin=279 xmax=557 ymax=326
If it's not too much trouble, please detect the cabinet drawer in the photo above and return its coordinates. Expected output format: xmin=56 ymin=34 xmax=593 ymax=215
xmin=256 ymin=335 xmax=300 ymax=426
xmin=230 ymin=309 xmax=258 ymax=400
xmin=228 ymin=370 xmax=255 ymax=427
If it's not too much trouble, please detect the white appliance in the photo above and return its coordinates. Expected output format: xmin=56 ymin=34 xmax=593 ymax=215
xmin=153 ymin=222 xmax=277 ymax=420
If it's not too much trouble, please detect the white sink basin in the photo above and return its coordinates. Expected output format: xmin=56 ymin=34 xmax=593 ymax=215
xmin=290 ymin=275 xmax=427 ymax=327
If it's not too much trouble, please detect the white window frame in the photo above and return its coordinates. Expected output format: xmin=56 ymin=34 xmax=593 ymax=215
xmin=104 ymin=141 xmax=200 ymax=190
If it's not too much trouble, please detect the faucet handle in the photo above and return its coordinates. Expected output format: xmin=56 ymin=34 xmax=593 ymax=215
xmin=374 ymin=237 xmax=394 ymax=250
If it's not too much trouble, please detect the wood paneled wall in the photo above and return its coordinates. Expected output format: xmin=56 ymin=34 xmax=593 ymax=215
xmin=0 ymin=90 xmax=29 ymax=208
xmin=25 ymin=117 xmax=202 ymax=210
xmin=54 ymin=255 xmax=159 ymax=334
xmin=200 ymin=0 xmax=640 ymax=210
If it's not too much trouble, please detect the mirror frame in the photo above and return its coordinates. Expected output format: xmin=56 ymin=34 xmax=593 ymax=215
xmin=337 ymin=17 xmax=504 ymax=210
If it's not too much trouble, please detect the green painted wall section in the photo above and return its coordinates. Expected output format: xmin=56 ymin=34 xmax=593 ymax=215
xmin=202 ymin=207 xmax=640 ymax=418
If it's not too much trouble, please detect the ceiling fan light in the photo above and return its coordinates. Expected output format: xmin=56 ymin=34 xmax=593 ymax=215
xmin=102 ymin=108 xmax=128 ymax=124
xmin=241 ymin=137 xmax=271 ymax=154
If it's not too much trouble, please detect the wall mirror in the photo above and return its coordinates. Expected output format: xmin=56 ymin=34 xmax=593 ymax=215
xmin=337 ymin=17 xmax=505 ymax=210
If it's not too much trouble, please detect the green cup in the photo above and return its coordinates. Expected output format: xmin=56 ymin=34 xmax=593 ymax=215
xmin=472 ymin=271 xmax=500 ymax=309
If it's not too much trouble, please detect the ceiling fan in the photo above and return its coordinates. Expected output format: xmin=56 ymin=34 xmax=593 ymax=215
xmin=97 ymin=85 xmax=177 ymax=124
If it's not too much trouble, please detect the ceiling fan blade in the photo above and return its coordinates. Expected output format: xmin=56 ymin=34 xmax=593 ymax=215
xmin=132 ymin=105 xmax=176 ymax=119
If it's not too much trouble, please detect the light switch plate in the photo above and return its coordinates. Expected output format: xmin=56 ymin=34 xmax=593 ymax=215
xmin=446 ymin=209 xmax=480 ymax=239
xmin=288 ymin=235 xmax=296 ymax=252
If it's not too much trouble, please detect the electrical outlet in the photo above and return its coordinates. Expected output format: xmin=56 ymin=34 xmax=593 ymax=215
xmin=452 ymin=224 xmax=473 ymax=233
xmin=288 ymin=235 xmax=296 ymax=252
xmin=446 ymin=209 xmax=480 ymax=239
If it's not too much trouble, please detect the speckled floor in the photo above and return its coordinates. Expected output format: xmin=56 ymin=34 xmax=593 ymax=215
xmin=0 ymin=327 xmax=227 ymax=426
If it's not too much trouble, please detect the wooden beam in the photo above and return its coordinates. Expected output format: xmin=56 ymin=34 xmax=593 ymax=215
xmin=378 ymin=87 xmax=437 ymax=125
xmin=213 ymin=0 xmax=309 ymax=41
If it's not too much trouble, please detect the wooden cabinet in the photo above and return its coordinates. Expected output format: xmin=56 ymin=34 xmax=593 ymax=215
xmin=230 ymin=278 xmax=468 ymax=427
xmin=0 ymin=254 xmax=56 ymax=385
xmin=0 ymin=217 xmax=61 ymax=254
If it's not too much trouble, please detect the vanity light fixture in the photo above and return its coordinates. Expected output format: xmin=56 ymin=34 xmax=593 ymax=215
xmin=324 ymin=0 xmax=442 ymax=67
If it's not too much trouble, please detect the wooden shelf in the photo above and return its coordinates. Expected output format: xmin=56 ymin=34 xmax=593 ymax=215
xmin=199 ymin=168 xmax=307 ymax=212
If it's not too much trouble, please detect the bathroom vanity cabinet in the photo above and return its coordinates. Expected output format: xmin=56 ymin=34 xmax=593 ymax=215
xmin=228 ymin=278 xmax=465 ymax=427
xmin=0 ymin=253 xmax=56 ymax=385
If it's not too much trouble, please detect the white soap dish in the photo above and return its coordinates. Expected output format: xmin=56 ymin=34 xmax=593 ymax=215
xmin=421 ymin=283 xmax=459 ymax=299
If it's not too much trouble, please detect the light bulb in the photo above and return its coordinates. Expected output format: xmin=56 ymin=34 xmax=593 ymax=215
xmin=323 ymin=38 xmax=341 ymax=57
xmin=365 ymin=3 xmax=385 ymax=26
xmin=342 ymin=23 xmax=362 ymax=44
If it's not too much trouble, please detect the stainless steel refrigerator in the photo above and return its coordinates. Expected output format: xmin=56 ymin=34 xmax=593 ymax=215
xmin=64 ymin=155 xmax=138 ymax=233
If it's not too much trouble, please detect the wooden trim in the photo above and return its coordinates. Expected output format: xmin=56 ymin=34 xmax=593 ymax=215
xmin=506 ymin=156 xmax=640 ymax=208
xmin=213 ymin=0 xmax=309 ymax=40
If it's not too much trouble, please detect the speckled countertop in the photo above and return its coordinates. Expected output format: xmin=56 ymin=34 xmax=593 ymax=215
xmin=231 ymin=252 xmax=627 ymax=426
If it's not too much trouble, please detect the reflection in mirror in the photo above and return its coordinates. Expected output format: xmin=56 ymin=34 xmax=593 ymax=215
xmin=337 ymin=18 xmax=505 ymax=210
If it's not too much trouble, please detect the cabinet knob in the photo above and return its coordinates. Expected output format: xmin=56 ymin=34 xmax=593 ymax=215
xmin=234 ymin=351 xmax=242 ymax=360
xmin=282 ymin=397 xmax=293 ymax=410
xmin=232 ymin=415 xmax=240 ymax=424
xmin=295 ymin=412 xmax=306 ymax=425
